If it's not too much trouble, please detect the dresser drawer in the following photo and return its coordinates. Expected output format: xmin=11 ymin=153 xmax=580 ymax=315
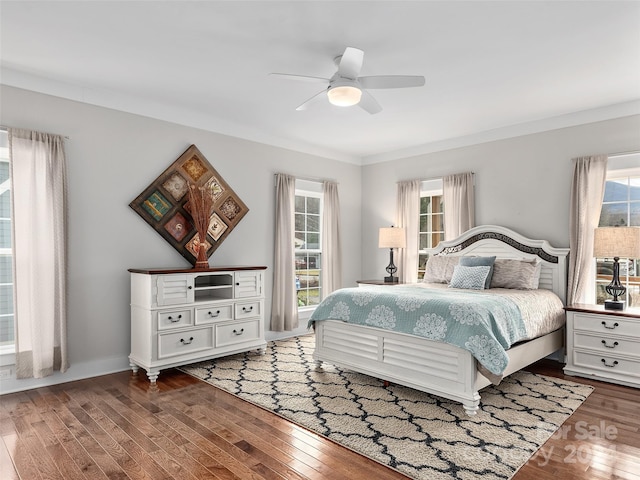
xmin=574 ymin=332 xmax=640 ymax=357
xmin=573 ymin=313 xmax=640 ymax=337
xmin=573 ymin=350 xmax=640 ymax=379
xmin=235 ymin=301 xmax=262 ymax=319
xmin=157 ymin=309 xmax=193 ymax=330
xmin=215 ymin=319 xmax=261 ymax=348
xmin=158 ymin=327 xmax=213 ymax=358
xmin=195 ymin=304 xmax=234 ymax=324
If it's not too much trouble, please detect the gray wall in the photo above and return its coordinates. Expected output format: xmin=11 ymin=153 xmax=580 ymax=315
xmin=361 ymin=115 xmax=640 ymax=280
xmin=1 ymin=83 xmax=639 ymax=392
xmin=0 ymin=85 xmax=362 ymax=392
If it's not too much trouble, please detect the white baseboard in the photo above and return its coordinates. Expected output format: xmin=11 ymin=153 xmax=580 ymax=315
xmin=0 ymin=355 xmax=131 ymax=395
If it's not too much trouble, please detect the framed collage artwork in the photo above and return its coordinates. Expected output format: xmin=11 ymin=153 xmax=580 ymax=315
xmin=129 ymin=145 xmax=249 ymax=265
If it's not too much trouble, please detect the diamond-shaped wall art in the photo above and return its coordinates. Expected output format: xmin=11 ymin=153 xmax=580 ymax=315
xmin=129 ymin=144 xmax=249 ymax=266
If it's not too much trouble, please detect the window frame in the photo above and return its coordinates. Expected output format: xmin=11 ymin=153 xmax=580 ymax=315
xmin=294 ymin=180 xmax=323 ymax=311
xmin=0 ymin=130 xmax=14 ymax=358
xmin=417 ymin=179 xmax=444 ymax=280
xmin=595 ymin=160 xmax=640 ymax=307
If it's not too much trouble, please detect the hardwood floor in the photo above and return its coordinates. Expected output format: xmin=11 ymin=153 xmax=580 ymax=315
xmin=1 ymin=359 xmax=638 ymax=480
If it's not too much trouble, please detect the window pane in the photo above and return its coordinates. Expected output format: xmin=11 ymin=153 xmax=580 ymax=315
xmin=419 ymin=233 xmax=428 ymax=250
xmin=0 ymin=256 xmax=11 ymax=283
xmin=306 ymin=233 xmax=319 ymax=249
xmin=420 ymin=196 xmax=430 ymax=214
xmin=603 ymin=179 xmax=629 ymax=202
xmin=431 ymin=232 xmax=443 ymax=248
xmin=295 ymin=195 xmax=305 ymax=213
xmin=295 ymin=213 xmax=305 ymax=231
xmin=307 ymin=197 xmax=320 ymax=214
xmin=631 ymin=203 xmax=640 ymax=226
xmin=307 ymin=214 xmax=320 ymax=232
xmin=0 ymin=315 xmax=14 ymax=345
xmin=432 ymin=196 xmax=443 ymax=213
xmin=0 ymin=285 xmax=12 ymax=315
xmin=431 ymin=213 xmax=443 ymax=231
xmin=630 ymin=178 xmax=640 ymax=201
xmin=419 ymin=215 xmax=428 ymax=231
xmin=599 ymin=203 xmax=628 ymax=227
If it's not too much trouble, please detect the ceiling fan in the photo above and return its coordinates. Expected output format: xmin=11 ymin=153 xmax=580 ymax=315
xmin=270 ymin=47 xmax=425 ymax=114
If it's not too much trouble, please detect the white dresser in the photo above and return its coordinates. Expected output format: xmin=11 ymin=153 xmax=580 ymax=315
xmin=564 ymin=304 xmax=640 ymax=388
xmin=129 ymin=266 xmax=267 ymax=383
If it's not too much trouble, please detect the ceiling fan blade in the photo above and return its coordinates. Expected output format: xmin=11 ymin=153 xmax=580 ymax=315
xmin=270 ymin=73 xmax=329 ymax=83
xmin=295 ymin=89 xmax=327 ymax=111
xmin=337 ymin=47 xmax=364 ymax=79
xmin=358 ymin=90 xmax=382 ymax=114
xmin=359 ymin=75 xmax=425 ymax=89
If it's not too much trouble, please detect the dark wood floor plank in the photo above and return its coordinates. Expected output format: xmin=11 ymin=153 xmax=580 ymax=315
xmin=1 ymin=358 xmax=638 ymax=480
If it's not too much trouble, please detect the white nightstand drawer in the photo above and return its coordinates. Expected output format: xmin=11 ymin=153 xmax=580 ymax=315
xmin=574 ymin=332 xmax=640 ymax=357
xmin=573 ymin=350 xmax=640 ymax=378
xmin=157 ymin=309 xmax=193 ymax=330
xmin=573 ymin=313 xmax=640 ymax=337
xmin=215 ymin=319 xmax=261 ymax=348
xmin=195 ymin=304 xmax=234 ymax=324
xmin=158 ymin=327 xmax=213 ymax=358
xmin=235 ymin=301 xmax=262 ymax=319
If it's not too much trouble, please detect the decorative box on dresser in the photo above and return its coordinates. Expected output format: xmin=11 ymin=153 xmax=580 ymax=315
xmin=564 ymin=304 xmax=640 ymax=388
xmin=128 ymin=265 xmax=267 ymax=383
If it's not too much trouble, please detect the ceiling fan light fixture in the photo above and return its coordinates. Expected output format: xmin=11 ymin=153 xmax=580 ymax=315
xmin=327 ymin=85 xmax=362 ymax=107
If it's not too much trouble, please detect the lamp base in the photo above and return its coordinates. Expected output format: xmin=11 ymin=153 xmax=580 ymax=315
xmin=604 ymin=299 xmax=625 ymax=311
xmin=384 ymin=276 xmax=399 ymax=283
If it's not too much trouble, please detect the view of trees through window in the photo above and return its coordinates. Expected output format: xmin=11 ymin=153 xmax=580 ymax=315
xmin=596 ymin=172 xmax=640 ymax=307
xmin=0 ymin=130 xmax=13 ymax=349
xmin=418 ymin=191 xmax=444 ymax=279
xmin=295 ymin=189 xmax=322 ymax=308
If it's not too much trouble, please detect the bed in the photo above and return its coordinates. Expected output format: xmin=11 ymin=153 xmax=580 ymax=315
xmin=309 ymin=225 xmax=569 ymax=415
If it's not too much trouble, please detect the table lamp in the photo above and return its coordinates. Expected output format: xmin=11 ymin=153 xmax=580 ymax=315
xmin=379 ymin=226 xmax=406 ymax=283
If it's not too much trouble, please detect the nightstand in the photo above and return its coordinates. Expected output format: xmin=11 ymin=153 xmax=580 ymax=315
xmin=564 ymin=304 xmax=640 ymax=388
xmin=356 ymin=280 xmax=407 ymax=286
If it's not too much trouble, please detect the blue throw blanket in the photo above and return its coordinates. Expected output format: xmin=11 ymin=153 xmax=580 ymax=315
xmin=309 ymin=286 xmax=527 ymax=375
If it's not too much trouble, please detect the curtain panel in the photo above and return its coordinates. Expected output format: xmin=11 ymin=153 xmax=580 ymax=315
xmin=9 ymin=128 xmax=69 ymax=378
xmin=443 ymin=172 xmax=475 ymax=241
xmin=396 ymin=180 xmax=420 ymax=283
xmin=567 ymin=155 xmax=608 ymax=305
xmin=321 ymin=181 xmax=342 ymax=295
xmin=270 ymin=173 xmax=299 ymax=331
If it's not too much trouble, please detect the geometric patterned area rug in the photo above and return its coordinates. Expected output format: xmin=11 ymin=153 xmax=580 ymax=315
xmin=180 ymin=335 xmax=594 ymax=480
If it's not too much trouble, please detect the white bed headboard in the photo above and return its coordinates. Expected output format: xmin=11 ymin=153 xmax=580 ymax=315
xmin=428 ymin=225 xmax=570 ymax=304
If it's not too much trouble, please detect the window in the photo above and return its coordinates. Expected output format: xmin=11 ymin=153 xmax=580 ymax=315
xmin=418 ymin=179 xmax=444 ymax=279
xmin=596 ymin=160 xmax=640 ymax=307
xmin=0 ymin=130 xmax=13 ymax=352
xmin=295 ymin=180 xmax=322 ymax=308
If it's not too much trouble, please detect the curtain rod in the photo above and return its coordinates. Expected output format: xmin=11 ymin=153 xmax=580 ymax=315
xmin=0 ymin=125 xmax=70 ymax=139
xmin=274 ymin=173 xmax=338 ymax=184
xmin=399 ymin=172 xmax=475 ymax=184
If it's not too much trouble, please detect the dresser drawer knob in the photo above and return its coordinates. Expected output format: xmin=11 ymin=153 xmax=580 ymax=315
xmin=168 ymin=315 xmax=182 ymax=322
xmin=180 ymin=337 xmax=194 ymax=345
xmin=242 ymin=306 xmax=254 ymax=312
xmin=601 ymin=340 xmax=619 ymax=349
xmin=208 ymin=310 xmax=221 ymax=317
xmin=233 ymin=328 xmax=245 ymax=336
xmin=601 ymin=321 xmax=619 ymax=330
xmin=601 ymin=358 xmax=618 ymax=368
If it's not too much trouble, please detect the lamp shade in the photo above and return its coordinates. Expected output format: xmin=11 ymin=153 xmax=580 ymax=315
xmin=594 ymin=226 xmax=640 ymax=258
xmin=379 ymin=227 xmax=406 ymax=249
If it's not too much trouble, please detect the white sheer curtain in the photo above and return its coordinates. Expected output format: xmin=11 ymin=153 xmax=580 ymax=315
xmin=9 ymin=128 xmax=68 ymax=378
xmin=443 ymin=172 xmax=475 ymax=241
xmin=567 ymin=155 xmax=608 ymax=305
xmin=321 ymin=181 xmax=342 ymax=295
xmin=270 ymin=173 xmax=299 ymax=331
xmin=396 ymin=180 xmax=420 ymax=283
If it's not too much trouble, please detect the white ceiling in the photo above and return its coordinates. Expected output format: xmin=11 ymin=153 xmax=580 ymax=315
xmin=1 ymin=1 xmax=639 ymax=164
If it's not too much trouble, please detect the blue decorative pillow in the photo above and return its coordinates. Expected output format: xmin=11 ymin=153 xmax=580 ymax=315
xmin=459 ymin=256 xmax=496 ymax=289
xmin=449 ymin=265 xmax=491 ymax=290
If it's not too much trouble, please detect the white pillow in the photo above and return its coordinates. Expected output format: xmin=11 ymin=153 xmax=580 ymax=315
xmin=490 ymin=258 xmax=542 ymax=290
xmin=449 ymin=265 xmax=491 ymax=290
xmin=423 ymin=255 xmax=459 ymax=284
